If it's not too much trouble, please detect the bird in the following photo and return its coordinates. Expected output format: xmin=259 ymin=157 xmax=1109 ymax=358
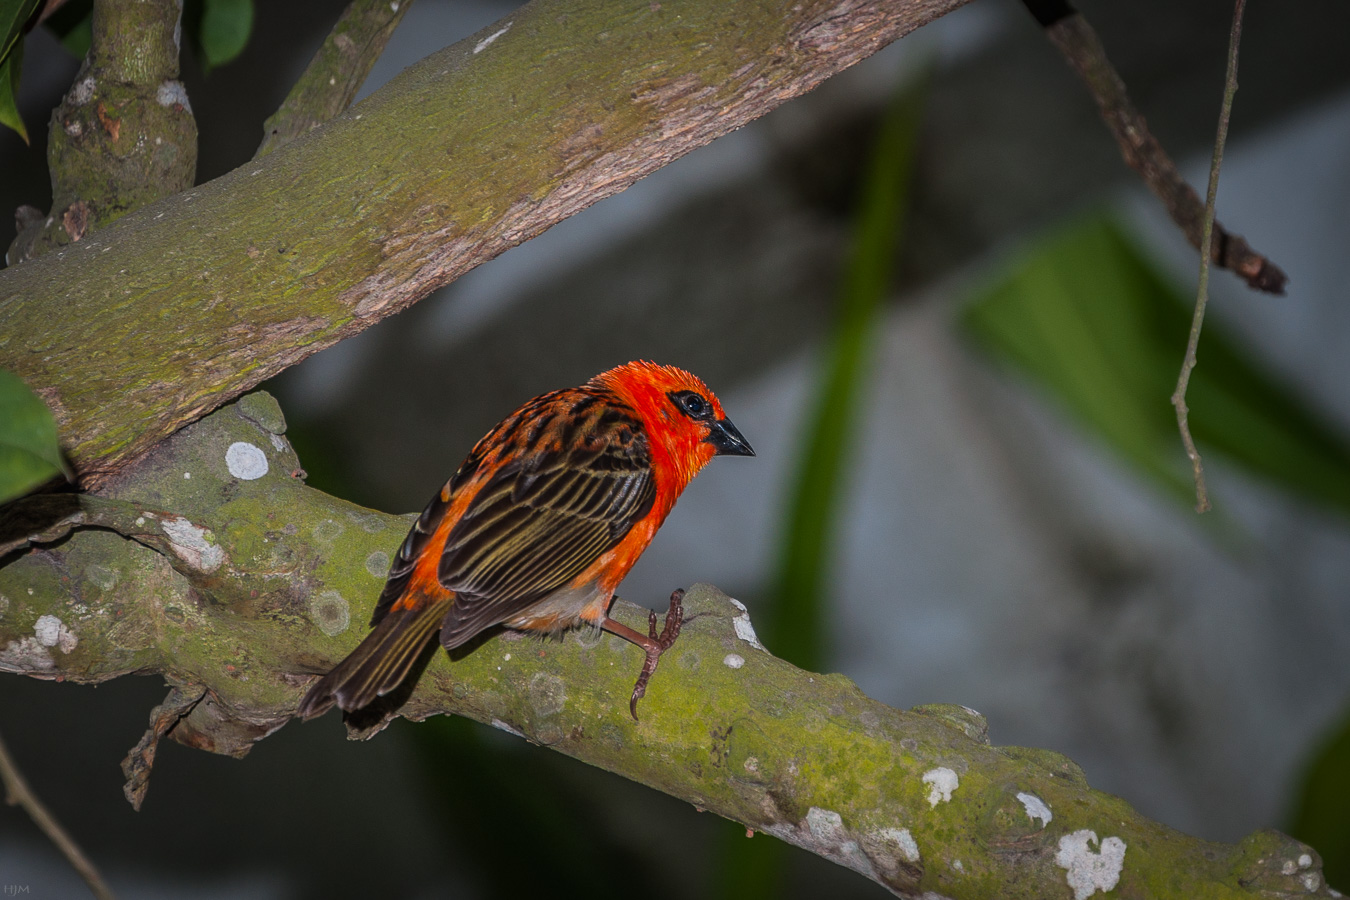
xmin=297 ymin=360 xmax=754 ymax=723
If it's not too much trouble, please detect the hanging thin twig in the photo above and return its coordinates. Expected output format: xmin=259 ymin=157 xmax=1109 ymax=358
xmin=1171 ymin=0 xmax=1248 ymax=513
xmin=0 ymin=728 xmax=118 ymax=900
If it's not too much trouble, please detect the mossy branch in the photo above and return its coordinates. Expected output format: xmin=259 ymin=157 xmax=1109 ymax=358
xmin=0 ymin=395 xmax=1333 ymax=899
xmin=0 ymin=0 xmax=971 ymax=489
xmin=256 ymin=0 xmax=413 ymax=157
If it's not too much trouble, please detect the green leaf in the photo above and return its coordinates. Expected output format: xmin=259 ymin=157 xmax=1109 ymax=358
xmin=763 ymin=71 xmax=929 ymax=675
xmin=195 ymin=0 xmax=253 ymax=71
xmin=0 ymin=0 xmax=41 ymax=60
xmin=0 ymin=369 xmax=68 ymax=503
xmin=961 ymin=215 xmax=1350 ymax=518
xmin=0 ymin=35 xmax=26 ymax=143
xmin=0 ymin=0 xmax=40 ymax=142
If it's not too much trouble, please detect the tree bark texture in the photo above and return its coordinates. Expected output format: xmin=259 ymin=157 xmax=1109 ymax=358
xmin=0 ymin=395 xmax=1333 ymax=899
xmin=0 ymin=0 xmax=971 ymax=488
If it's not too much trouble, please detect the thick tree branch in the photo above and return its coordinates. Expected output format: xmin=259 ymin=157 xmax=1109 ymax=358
xmin=0 ymin=0 xmax=971 ymax=489
xmin=0 ymin=396 xmax=1333 ymax=899
xmin=256 ymin=0 xmax=414 ymax=157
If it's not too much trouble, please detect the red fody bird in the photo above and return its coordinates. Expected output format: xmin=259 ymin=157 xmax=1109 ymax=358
xmin=297 ymin=361 xmax=754 ymax=722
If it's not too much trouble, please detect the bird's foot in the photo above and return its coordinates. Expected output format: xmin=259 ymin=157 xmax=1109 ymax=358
xmin=629 ymin=589 xmax=685 ymax=721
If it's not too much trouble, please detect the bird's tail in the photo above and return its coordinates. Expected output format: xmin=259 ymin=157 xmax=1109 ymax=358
xmin=296 ymin=599 xmax=451 ymax=719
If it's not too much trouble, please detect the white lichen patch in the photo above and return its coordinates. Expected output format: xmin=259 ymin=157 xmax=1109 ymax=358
xmin=1055 ymin=830 xmax=1126 ymax=900
xmin=71 ymin=77 xmax=96 ymax=104
xmin=365 ymin=551 xmax=390 ymax=578
xmin=313 ymin=519 xmax=344 ymax=543
xmin=729 ymin=598 xmax=765 ymax=650
xmin=269 ymin=432 xmax=288 ymax=452
xmin=1299 ymin=853 xmax=1313 ymax=868
xmin=156 ymin=80 xmax=191 ymax=111
xmin=33 ymin=615 xmax=77 ymax=653
xmin=764 ymin=811 xmax=874 ymax=879
xmin=226 ymin=441 xmax=269 ymax=480
xmin=474 ymin=21 xmax=512 ymax=53
xmin=723 ymin=653 xmax=745 ymax=669
xmin=528 ymin=672 xmax=567 ymax=717
xmin=875 ymin=827 xmax=920 ymax=864
xmin=1017 ymin=792 xmax=1053 ymax=828
xmin=923 ymin=767 xmax=959 ymax=807
xmin=85 ymin=563 xmax=118 ymax=591
xmin=799 ymin=808 xmax=874 ymax=877
xmin=0 ymin=637 xmax=54 ymax=672
xmin=162 ymin=516 xmax=224 ymax=572
xmin=953 ymin=859 xmax=964 ymax=872
xmin=309 ymin=590 xmax=351 ymax=637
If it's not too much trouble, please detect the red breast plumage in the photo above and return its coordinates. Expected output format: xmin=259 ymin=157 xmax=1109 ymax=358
xmin=297 ymin=360 xmax=754 ymax=722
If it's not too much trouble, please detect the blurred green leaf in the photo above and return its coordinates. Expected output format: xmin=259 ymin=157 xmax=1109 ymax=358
xmin=1289 ymin=704 xmax=1350 ymax=891
xmin=0 ymin=369 xmax=69 ymax=503
xmin=765 ymin=72 xmax=928 ymax=673
xmin=961 ymin=216 xmax=1350 ymax=517
xmin=191 ymin=0 xmax=253 ymax=72
xmin=0 ymin=35 xmax=26 ymax=143
xmin=42 ymin=0 xmax=93 ymax=58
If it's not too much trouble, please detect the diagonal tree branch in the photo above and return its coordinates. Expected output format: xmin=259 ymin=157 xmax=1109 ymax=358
xmin=0 ymin=0 xmax=972 ymax=489
xmin=0 ymin=727 xmax=117 ymax=900
xmin=0 ymin=395 xmax=1332 ymax=899
xmin=1024 ymin=0 xmax=1286 ymax=295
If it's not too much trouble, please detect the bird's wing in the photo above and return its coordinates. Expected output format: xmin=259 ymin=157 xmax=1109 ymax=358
xmin=432 ymin=399 xmax=655 ymax=647
xmin=369 ymin=486 xmax=451 ymax=628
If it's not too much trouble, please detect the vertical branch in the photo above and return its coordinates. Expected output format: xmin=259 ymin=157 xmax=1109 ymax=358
xmin=7 ymin=0 xmax=196 ymax=264
xmin=1171 ymin=0 xmax=1248 ymax=513
xmin=0 ymin=728 xmax=117 ymax=900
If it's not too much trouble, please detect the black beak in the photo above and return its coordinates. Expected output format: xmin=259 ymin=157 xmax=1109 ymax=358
xmin=706 ymin=417 xmax=755 ymax=457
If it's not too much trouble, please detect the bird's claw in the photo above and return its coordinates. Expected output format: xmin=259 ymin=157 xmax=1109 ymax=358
xmin=629 ymin=589 xmax=686 ymax=721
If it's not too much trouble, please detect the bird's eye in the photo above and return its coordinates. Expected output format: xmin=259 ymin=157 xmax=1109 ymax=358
xmin=668 ymin=390 xmax=711 ymax=420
